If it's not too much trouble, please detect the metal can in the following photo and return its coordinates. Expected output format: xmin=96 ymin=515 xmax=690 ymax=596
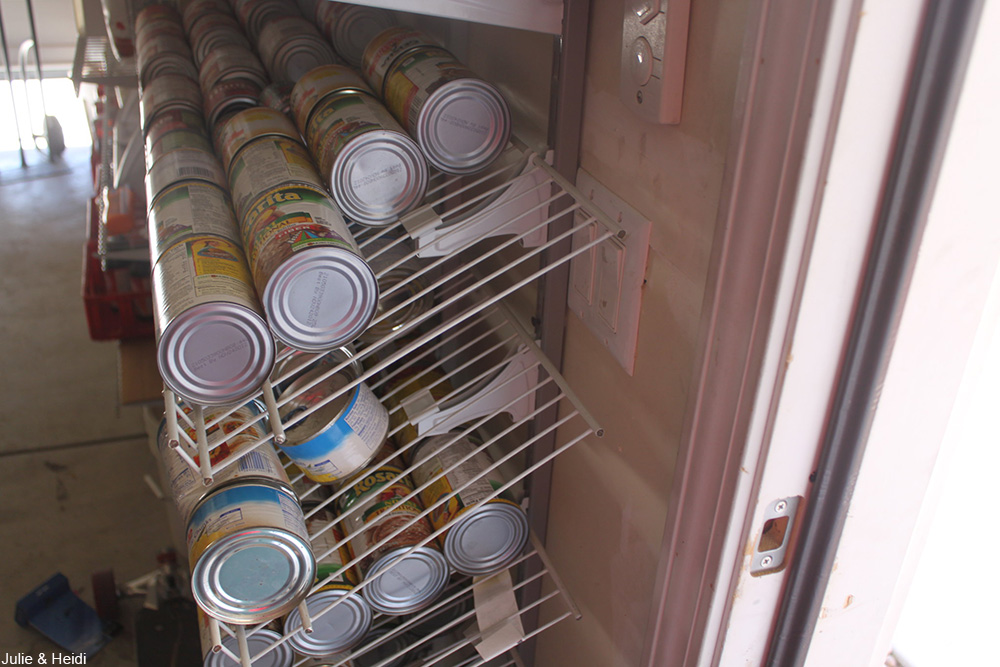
xmin=144 ymin=107 xmax=208 ymax=153
xmin=147 ymin=181 xmax=243 ymax=262
xmin=204 ymin=77 xmax=264 ymax=128
xmin=314 ymin=2 xmax=395 ymax=69
xmin=146 ymin=128 xmax=215 ymax=167
xmin=361 ymin=27 xmax=436 ymax=98
xmin=199 ymin=614 xmax=294 ymax=667
xmin=215 ymin=106 xmax=302 ymax=173
xmin=239 ymin=184 xmax=379 ymax=351
xmin=383 ymin=46 xmax=511 ymax=174
xmin=410 ymin=434 xmax=528 ymax=576
xmin=260 ymin=83 xmax=293 ymax=117
xmin=188 ymin=481 xmax=315 ymax=624
xmin=140 ymin=74 xmax=203 ymax=130
xmin=152 ymin=229 xmax=274 ymax=406
xmin=134 ymin=4 xmax=184 ymax=44
xmin=276 ymin=358 xmax=389 ymax=485
xmin=304 ymin=91 xmax=427 ymax=226
xmin=199 ymin=45 xmax=269 ymax=91
xmin=283 ymin=506 xmax=371 ymax=656
xmin=290 ymin=64 xmax=371 ymax=131
xmin=137 ymin=34 xmax=197 ymax=86
xmin=232 ymin=0 xmax=301 ymax=43
xmin=359 ymin=234 xmax=431 ymax=343
xmin=227 ymin=135 xmax=326 ymax=222
xmin=339 ymin=464 xmax=449 ymax=615
xmin=181 ymin=0 xmax=232 ymax=34
xmin=145 ymin=148 xmax=227 ymax=203
xmin=155 ymin=402 xmax=287 ymax=523
xmin=272 ymin=344 xmax=364 ymax=396
xmin=258 ymin=17 xmax=339 ymax=86
xmin=352 ymin=625 xmax=417 ymax=667
xmin=189 ymin=14 xmax=250 ymax=67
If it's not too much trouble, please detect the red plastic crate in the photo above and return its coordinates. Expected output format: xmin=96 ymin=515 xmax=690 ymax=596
xmin=82 ymin=197 xmax=154 ymax=341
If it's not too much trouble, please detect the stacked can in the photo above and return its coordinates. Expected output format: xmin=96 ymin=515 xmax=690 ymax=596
xmin=410 ymin=432 xmax=529 ymax=576
xmin=307 ymin=0 xmax=396 ymax=69
xmin=257 ymin=16 xmax=340 ymax=86
xmin=339 ymin=453 xmax=450 ymax=615
xmin=272 ymin=345 xmax=389 ymax=485
xmin=362 ymin=27 xmax=511 ymax=174
xmin=283 ymin=504 xmax=372 ymax=656
xmin=134 ymin=5 xmax=198 ymax=87
xmin=290 ymin=65 xmax=427 ymax=226
xmin=138 ymin=6 xmax=275 ymax=407
xmin=359 ymin=233 xmax=432 ymax=343
xmin=231 ymin=0 xmax=302 ymax=44
xmin=152 ymin=400 xmax=315 ymax=626
xmin=198 ymin=610 xmax=294 ymax=667
xmin=215 ymin=107 xmax=379 ymax=350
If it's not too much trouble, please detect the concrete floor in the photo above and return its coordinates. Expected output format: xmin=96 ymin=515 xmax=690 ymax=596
xmin=0 ymin=147 xmax=172 ymax=665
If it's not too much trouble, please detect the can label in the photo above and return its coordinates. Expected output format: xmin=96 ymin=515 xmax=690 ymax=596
xmin=362 ymin=27 xmax=434 ymax=95
xmin=291 ymin=64 xmax=370 ymax=129
xmin=280 ymin=380 xmax=388 ymax=483
xmin=239 ymin=185 xmax=357 ymax=294
xmin=261 ymin=83 xmax=293 ymax=116
xmin=152 ymin=235 xmax=262 ymax=330
xmin=383 ymin=47 xmax=479 ymax=135
xmin=410 ymin=435 xmax=517 ymax=533
xmin=158 ymin=405 xmax=286 ymax=522
xmin=145 ymin=108 xmax=207 ymax=153
xmin=146 ymin=129 xmax=214 ymax=167
xmin=204 ymin=78 xmax=263 ymax=125
xmin=339 ymin=467 xmax=437 ymax=576
xmin=148 ymin=183 xmax=242 ymax=261
xmin=305 ymin=92 xmax=404 ymax=180
xmin=305 ymin=508 xmax=358 ymax=583
xmin=187 ymin=483 xmax=307 ymax=565
xmin=216 ymin=107 xmax=301 ymax=172
xmin=228 ymin=137 xmax=325 ymax=221
xmin=199 ymin=46 xmax=268 ymax=90
xmin=146 ymin=150 xmax=227 ymax=202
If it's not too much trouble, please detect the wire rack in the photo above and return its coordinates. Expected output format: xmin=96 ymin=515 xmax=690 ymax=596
xmin=71 ymin=34 xmax=137 ymax=94
xmin=157 ymin=142 xmax=623 ymax=665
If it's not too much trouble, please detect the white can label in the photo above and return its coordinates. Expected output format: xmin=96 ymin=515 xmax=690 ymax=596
xmin=148 ymin=183 xmax=241 ymax=262
xmin=228 ymin=137 xmax=326 ymax=222
xmin=280 ymin=383 xmax=388 ymax=483
xmin=187 ymin=484 xmax=307 ymax=565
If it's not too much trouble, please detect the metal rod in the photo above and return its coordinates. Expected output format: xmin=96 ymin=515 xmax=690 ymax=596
xmin=500 ymin=300 xmax=604 ymax=437
xmin=208 ymin=616 xmax=222 ymax=652
xmin=192 ymin=405 xmax=213 ymax=485
xmin=260 ymin=378 xmax=286 ymax=445
xmin=0 ymin=4 xmax=26 ymax=167
xmin=297 ymin=601 xmax=313 ymax=634
xmin=163 ymin=389 xmax=179 ymax=447
xmin=234 ymin=625 xmax=252 ymax=667
xmin=529 ymin=532 xmax=582 ymax=620
xmin=531 ymin=153 xmax=627 ymax=239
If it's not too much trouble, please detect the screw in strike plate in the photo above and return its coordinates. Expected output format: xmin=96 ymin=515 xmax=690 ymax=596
xmin=760 ymin=555 xmax=773 ymax=568
xmin=636 ymin=90 xmax=644 ymax=104
xmin=775 ymin=500 xmax=787 ymax=512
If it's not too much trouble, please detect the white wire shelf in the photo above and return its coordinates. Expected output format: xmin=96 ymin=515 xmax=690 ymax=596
xmin=155 ymin=141 xmax=621 ymax=665
xmin=71 ymin=34 xmax=137 ymax=94
xmin=207 ymin=537 xmax=578 ymax=667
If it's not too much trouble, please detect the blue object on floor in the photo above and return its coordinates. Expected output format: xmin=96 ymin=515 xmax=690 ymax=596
xmin=14 ymin=573 xmax=111 ymax=657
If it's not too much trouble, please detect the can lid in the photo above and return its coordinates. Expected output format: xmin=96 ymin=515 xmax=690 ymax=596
xmin=444 ymin=502 xmax=529 ymax=576
xmin=204 ymin=628 xmax=293 ymax=667
xmin=192 ymin=526 xmax=316 ymax=625
xmin=332 ymin=8 xmax=395 ymax=69
xmin=331 ymin=129 xmax=428 ymax=226
xmin=284 ymin=588 xmax=372 ymax=655
xmin=262 ymin=245 xmax=379 ymax=352
xmin=417 ymin=79 xmax=511 ymax=175
xmin=158 ymin=302 xmax=275 ymax=406
xmin=362 ymin=546 xmax=450 ymax=615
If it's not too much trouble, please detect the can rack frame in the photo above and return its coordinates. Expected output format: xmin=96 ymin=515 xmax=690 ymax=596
xmin=156 ymin=142 xmax=624 ymax=665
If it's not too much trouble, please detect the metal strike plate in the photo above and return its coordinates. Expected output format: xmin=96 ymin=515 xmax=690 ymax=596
xmin=750 ymin=496 xmax=801 ymax=576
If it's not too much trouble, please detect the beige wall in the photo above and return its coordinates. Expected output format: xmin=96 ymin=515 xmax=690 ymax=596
xmin=535 ymin=0 xmax=749 ymax=664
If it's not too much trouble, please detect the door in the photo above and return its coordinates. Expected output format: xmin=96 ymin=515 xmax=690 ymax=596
xmin=642 ymin=0 xmax=995 ymax=665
